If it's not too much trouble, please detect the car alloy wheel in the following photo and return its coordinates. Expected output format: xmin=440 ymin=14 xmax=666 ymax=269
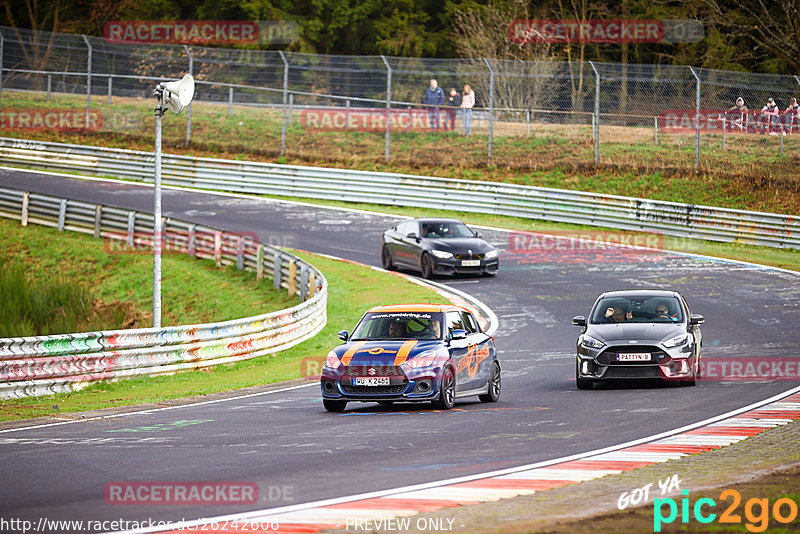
xmin=433 ymin=367 xmax=455 ymax=409
xmin=420 ymin=253 xmax=433 ymax=279
xmin=479 ymin=361 xmax=501 ymax=402
xmin=381 ymin=245 xmax=396 ymax=271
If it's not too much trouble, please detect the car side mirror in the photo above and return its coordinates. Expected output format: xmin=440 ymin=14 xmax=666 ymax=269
xmin=690 ymin=314 xmax=704 ymax=325
xmin=473 ymin=230 xmax=481 ymax=238
xmin=450 ymin=329 xmax=468 ymax=341
xmin=406 ymin=232 xmax=420 ymax=242
xmin=572 ymin=315 xmax=586 ymax=327
xmin=337 ymin=330 xmax=349 ymax=341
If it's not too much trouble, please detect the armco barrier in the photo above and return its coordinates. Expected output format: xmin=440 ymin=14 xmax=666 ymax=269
xmin=0 ymin=137 xmax=797 ymax=249
xmin=0 ymin=187 xmax=327 ymax=399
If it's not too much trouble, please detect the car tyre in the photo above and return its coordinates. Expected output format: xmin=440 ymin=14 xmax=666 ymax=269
xmin=381 ymin=245 xmax=396 ymax=271
xmin=323 ymin=399 xmax=347 ymax=412
xmin=432 ymin=367 xmax=455 ymax=410
xmin=576 ymin=363 xmax=593 ymax=390
xmin=479 ymin=361 xmax=501 ymax=402
xmin=420 ymin=253 xmax=434 ymax=279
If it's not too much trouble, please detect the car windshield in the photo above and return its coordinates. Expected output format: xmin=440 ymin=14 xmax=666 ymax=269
xmin=421 ymin=222 xmax=475 ymax=239
xmin=350 ymin=312 xmax=444 ymax=340
xmin=591 ymin=296 xmax=684 ymax=324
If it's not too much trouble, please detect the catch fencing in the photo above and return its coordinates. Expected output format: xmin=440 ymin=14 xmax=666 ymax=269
xmin=0 ymin=185 xmax=327 ymax=399
xmin=0 ymin=137 xmax=796 ymax=250
xmin=0 ymin=26 xmax=798 ymax=170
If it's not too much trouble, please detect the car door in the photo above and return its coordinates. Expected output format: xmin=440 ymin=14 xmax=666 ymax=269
xmin=391 ymin=221 xmax=417 ymax=268
xmin=445 ymin=311 xmax=471 ymax=392
xmin=461 ymin=311 xmax=493 ymax=390
xmin=384 ymin=222 xmax=406 ymax=266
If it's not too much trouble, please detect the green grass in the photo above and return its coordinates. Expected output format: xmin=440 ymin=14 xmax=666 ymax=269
xmin=0 ymin=217 xmax=298 ymax=332
xmin=0 ymin=246 xmax=446 ymax=421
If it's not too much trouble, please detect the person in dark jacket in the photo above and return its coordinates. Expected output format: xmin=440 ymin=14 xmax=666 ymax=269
xmin=444 ymin=88 xmax=461 ymax=131
xmin=423 ymin=79 xmax=445 ymax=130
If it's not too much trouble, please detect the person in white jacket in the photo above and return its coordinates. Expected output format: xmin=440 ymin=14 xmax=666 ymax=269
xmin=460 ymin=84 xmax=475 ymax=136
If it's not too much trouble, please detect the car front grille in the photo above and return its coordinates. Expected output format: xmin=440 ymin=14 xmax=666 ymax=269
xmin=341 ymin=385 xmax=408 ymax=394
xmin=455 ymin=253 xmax=484 ymax=260
xmin=597 ymin=346 xmax=669 ymax=366
xmin=344 ymin=365 xmax=404 ymax=377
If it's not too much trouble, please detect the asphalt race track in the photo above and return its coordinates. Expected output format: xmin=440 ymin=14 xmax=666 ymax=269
xmin=1 ymin=167 xmax=799 ymax=530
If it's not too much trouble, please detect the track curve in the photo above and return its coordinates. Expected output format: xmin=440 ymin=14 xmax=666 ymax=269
xmin=0 ymin=167 xmax=798 ymax=529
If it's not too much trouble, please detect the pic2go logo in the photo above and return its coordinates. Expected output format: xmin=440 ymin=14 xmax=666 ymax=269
xmin=654 ymin=489 xmax=799 ymax=532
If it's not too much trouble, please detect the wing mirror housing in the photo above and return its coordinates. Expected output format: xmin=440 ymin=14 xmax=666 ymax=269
xmin=406 ymin=232 xmax=420 ymax=242
xmin=572 ymin=315 xmax=586 ymax=327
xmin=450 ymin=329 xmax=468 ymax=341
xmin=337 ymin=330 xmax=349 ymax=341
xmin=690 ymin=314 xmax=705 ymax=325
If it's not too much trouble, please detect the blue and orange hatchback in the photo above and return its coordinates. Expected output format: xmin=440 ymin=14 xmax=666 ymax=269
xmin=320 ymin=304 xmax=500 ymax=412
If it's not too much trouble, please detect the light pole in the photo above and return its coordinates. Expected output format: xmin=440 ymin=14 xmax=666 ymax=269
xmin=152 ymin=74 xmax=194 ymax=328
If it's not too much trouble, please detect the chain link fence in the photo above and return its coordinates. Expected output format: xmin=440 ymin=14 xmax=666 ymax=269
xmin=1 ymin=25 xmax=799 ymax=172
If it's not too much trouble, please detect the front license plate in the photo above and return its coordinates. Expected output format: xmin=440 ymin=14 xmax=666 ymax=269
xmin=461 ymin=260 xmax=481 ymax=267
xmin=617 ymin=353 xmax=651 ymax=361
xmin=354 ymin=377 xmax=390 ymax=386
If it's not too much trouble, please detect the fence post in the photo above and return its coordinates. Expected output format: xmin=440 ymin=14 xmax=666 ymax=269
xmin=228 ymin=87 xmax=233 ymax=117
xmin=722 ymin=119 xmax=726 ymax=150
xmin=526 ymin=109 xmax=530 ymax=136
xmin=381 ymin=55 xmax=392 ymax=163
xmin=654 ymin=116 xmax=658 ymax=145
xmin=483 ymin=58 xmax=495 ymax=166
xmin=346 ymin=99 xmax=350 ymax=129
xmin=589 ymin=61 xmax=600 ymax=165
xmin=688 ymin=66 xmax=700 ymax=171
xmin=289 ymin=93 xmax=294 ymax=124
xmin=82 ymin=35 xmax=92 ymax=129
xmin=256 ymin=245 xmax=264 ymax=280
xmin=183 ymin=45 xmax=193 ymax=146
xmin=47 ymin=75 xmax=51 ymax=102
xmin=0 ymin=31 xmax=4 ymax=114
xmin=288 ymin=259 xmax=296 ymax=296
xmin=279 ymin=51 xmax=288 ymax=157
xmin=107 ymin=77 xmax=112 ymax=105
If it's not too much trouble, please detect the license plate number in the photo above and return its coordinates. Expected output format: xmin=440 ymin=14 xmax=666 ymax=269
xmin=354 ymin=377 xmax=390 ymax=386
xmin=617 ymin=353 xmax=651 ymax=361
xmin=461 ymin=260 xmax=481 ymax=267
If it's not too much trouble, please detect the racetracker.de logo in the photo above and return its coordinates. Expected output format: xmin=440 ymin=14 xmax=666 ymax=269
xmin=509 ymin=19 xmax=704 ymax=44
xmin=103 ymin=231 xmax=259 ymax=256
xmin=301 ymin=108 xmax=456 ymax=132
xmin=104 ymin=482 xmax=258 ymax=505
xmin=104 ymin=20 xmax=258 ymax=44
xmin=508 ymin=230 xmax=664 ymax=261
xmin=1 ymin=109 xmax=102 ymax=132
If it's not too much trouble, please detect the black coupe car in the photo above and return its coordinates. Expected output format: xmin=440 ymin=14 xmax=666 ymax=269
xmin=572 ymin=290 xmax=704 ymax=389
xmin=381 ymin=218 xmax=499 ymax=278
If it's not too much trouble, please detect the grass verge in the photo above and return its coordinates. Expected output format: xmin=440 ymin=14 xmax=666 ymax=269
xmin=0 ymin=250 xmax=445 ymax=421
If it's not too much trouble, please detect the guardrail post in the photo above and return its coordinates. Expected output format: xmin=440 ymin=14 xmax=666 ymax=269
xmin=127 ymin=211 xmax=135 ymax=245
xmin=688 ymin=66 xmax=700 ymax=171
xmin=288 ymin=259 xmax=297 ymax=296
xmin=93 ymin=205 xmax=102 ymax=238
xmin=107 ymin=77 xmax=112 ymax=105
xmin=188 ymin=225 xmax=196 ymax=257
xmin=309 ymin=270 xmax=316 ymax=298
xmin=654 ymin=116 xmax=658 ymax=145
xmin=21 ymin=192 xmax=29 ymax=227
xmin=279 ymin=51 xmax=288 ymax=157
xmin=236 ymin=236 xmax=244 ymax=270
xmin=183 ymin=45 xmax=193 ymax=147
xmin=228 ymin=87 xmax=233 ymax=117
xmin=300 ymin=264 xmax=309 ymax=301
xmin=381 ymin=55 xmax=392 ymax=163
xmin=256 ymin=245 xmax=264 ymax=280
xmin=214 ymin=230 xmax=222 ymax=267
xmin=483 ymin=58 xmax=495 ymax=166
xmin=589 ymin=61 xmax=600 ymax=165
xmin=82 ymin=35 xmax=92 ymax=130
xmin=58 ymin=199 xmax=67 ymax=230
xmin=273 ymin=253 xmax=282 ymax=290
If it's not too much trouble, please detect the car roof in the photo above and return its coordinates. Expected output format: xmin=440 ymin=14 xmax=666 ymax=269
xmin=367 ymin=303 xmax=471 ymax=314
xmin=410 ymin=218 xmax=465 ymax=224
xmin=597 ymin=289 xmax=680 ymax=299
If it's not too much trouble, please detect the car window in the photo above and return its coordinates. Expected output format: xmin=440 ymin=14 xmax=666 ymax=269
xmin=591 ymin=296 xmax=684 ymax=324
xmin=351 ymin=312 xmax=443 ymax=340
xmin=461 ymin=311 xmax=478 ymax=333
xmin=446 ymin=311 xmax=464 ymax=337
xmin=421 ymin=222 xmax=475 ymax=239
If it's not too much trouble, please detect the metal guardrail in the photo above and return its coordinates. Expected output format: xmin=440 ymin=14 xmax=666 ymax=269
xmin=0 ymin=137 xmax=797 ymax=249
xmin=0 ymin=186 xmax=327 ymax=399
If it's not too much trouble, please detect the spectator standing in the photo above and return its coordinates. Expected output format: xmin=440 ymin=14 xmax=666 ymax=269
xmin=727 ymin=97 xmax=747 ymax=131
xmin=759 ymin=97 xmax=780 ymax=134
xmin=445 ymin=88 xmax=461 ymax=131
xmin=460 ymin=84 xmax=475 ymax=136
xmin=423 ymin=79 xmax=445 ymax=130
xmin=782 ymin=97 xmax=799 ymax=135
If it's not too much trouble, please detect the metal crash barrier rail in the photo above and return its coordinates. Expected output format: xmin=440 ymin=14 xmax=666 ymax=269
xmin=0 ymin=137 xmax=797 ymax=249
xmin=0 ymin=186 xmax=327 ymax=399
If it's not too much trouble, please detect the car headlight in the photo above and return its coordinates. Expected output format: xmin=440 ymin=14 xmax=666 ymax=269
xmin=663 ymin=333 xmax=690 ymax=348
xmin=401 ymin=351 xmax=439 ymax=371
xmin=484 ymin=249 xmax=499 ymax=259
xmin=580 ymin=335 xmax=605 ymax=349
xmin=431 ymin=250 xmax=453 ymax=259
xmin=324 ymin=350 xmax=342 ymax=370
